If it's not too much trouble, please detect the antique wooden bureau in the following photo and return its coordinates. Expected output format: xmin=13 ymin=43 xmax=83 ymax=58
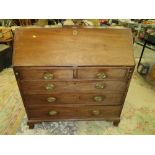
xmin=13 ymin=27 xmax=135 ymax=128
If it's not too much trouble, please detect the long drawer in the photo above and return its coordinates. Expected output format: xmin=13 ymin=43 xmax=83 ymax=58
xmin=20 ymin=80 xmax=127 ymax=94
xmin=14 ymin=67 xmax=128 ymax=80
xmin=23 ymin=93 xmax=124 ymax=106
xmin=26 ymin=105 xmax=122 ymax=120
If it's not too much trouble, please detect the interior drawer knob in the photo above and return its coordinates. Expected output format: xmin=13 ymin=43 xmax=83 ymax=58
xmin=96 ymin=72 xmax=107 ymax=79
xmin=49 ymin=110 xmax=58 ymax=116
xmin=45 ymin=84 xmax=55 ymax=91
xmin=93 ymin=96 xmax=105 ymax=102
xmin=47 ymin=97 xmax=56 ymax=102
xmin=95 ymin=83 xmax=105 ymax=89
xmin=92 ymin=110 xmax=100 ymax=116
xmin=43 ymin=72 xmax=54 ymax=80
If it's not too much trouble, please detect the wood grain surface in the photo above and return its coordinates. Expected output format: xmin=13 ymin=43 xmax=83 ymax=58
xmin=27 ymin=105 xmax=122 ymax=120
xmin=13 ymin=27 xmax=135 ymax=128
xmin=23 ymin=93 xmax=124 ymax=106
xmin=13 ymin=27 xmax=135 ymax=66
xmin=20 ymin=80 xmax=127 ymax=94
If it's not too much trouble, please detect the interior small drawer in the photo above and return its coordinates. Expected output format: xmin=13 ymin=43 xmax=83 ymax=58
xmin=14 ymin=67 xmax=73 ymax=80
xmin=77 ymin=67 xmax=127 ymax=80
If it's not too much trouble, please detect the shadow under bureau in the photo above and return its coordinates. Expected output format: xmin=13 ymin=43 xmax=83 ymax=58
xmin=13 ymin=27 xmax=135 ymax=129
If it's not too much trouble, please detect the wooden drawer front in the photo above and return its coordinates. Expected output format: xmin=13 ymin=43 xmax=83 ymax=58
xmin=15 ymin=68 xmax=73 ymax=80
xmin=77 ymin=93 xmax=123 ymax=105
xmin=20 ymin=81 xmax=127 ymax=94
xmin=23 ymin=93 xmax=123 ymax=106
xmin=78 ymin=67 xmax=127 ymax=79
xmin=27 ymin=105 xmax=122 ymax=120
xmin=23 ymin=94 xmax=77 ymax=105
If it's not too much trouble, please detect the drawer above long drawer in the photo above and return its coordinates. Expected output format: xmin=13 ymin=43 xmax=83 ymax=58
xmin=26 ymin=105 xmax=122 ymax=120
xmin=14 ymin=67 xmax=73 ymax=80
xmin=20 ymin=80 xmax=127 ymax=94
xmin=14 ymin=67 xmax=130 ymax=80
xmin=23 ymin=93 xmax=124 ymax=106
xmin=77 ymin=67 xmax=127 ymax=80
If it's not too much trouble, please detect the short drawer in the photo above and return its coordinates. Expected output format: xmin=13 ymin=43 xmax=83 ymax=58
xmin=20 ymin=80 xmax=127 ymax=94
xmin=26 ymin=105 xmax=122 ymax=120
xmin=14 ymin=67 xmax=73 ymax=80
xmin=78 ymin=67 xmax=127 ymax=80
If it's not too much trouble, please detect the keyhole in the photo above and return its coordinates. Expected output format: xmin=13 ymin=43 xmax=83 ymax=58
xmin=73 ymin=30 xmax=78 ymax=36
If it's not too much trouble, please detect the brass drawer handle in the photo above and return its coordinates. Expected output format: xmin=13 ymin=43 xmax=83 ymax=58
xmin=43 ymin=72 xmax=54 ymax=80
xmin=92 ymin=110 xmax=100 ymax=116
xmin=93 ymin=96 xmax=105 ymax=102
xmin=95 ymin=83 xmax=105 ymax=89
xmin=49 ymin=110 xmax=58 ymax=116
xmin=47 ymin=97 xmax=56 ymax=103
xmin=45 ymin=84 xmax=55 ymax=91
xmin=96 ymin=72 xmax=107 ymax=79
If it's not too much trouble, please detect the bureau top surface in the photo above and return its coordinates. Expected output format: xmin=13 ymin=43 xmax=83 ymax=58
xmin=13 ymin=27 xmax=135 ymax=66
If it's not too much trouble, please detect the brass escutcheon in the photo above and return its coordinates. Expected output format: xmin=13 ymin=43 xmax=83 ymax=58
xmin=43 ymin=72 xmax=54 ymax=80
xmin=49 ymin=110 xmax=58 ymax=116
xmin=93 ymin=96 xmax=104 ymax=102
xmin=95 ymin=83 xmax=105 ymax=89
xmin=92 ymin=110 xmax=100 ymax=116
xmin=47 ymin=97 xmax=56 ymax=103
xmin=45 ymin=84 xmax=55 ymax=91
xmin=96 ymin=72 xmax=107 ymax=79
xmin=73 ymin=30 xmax=78 ymax=36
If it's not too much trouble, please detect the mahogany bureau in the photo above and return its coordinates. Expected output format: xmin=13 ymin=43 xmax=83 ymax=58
xmin=13 ymin=27 xmax=135 ymax=129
